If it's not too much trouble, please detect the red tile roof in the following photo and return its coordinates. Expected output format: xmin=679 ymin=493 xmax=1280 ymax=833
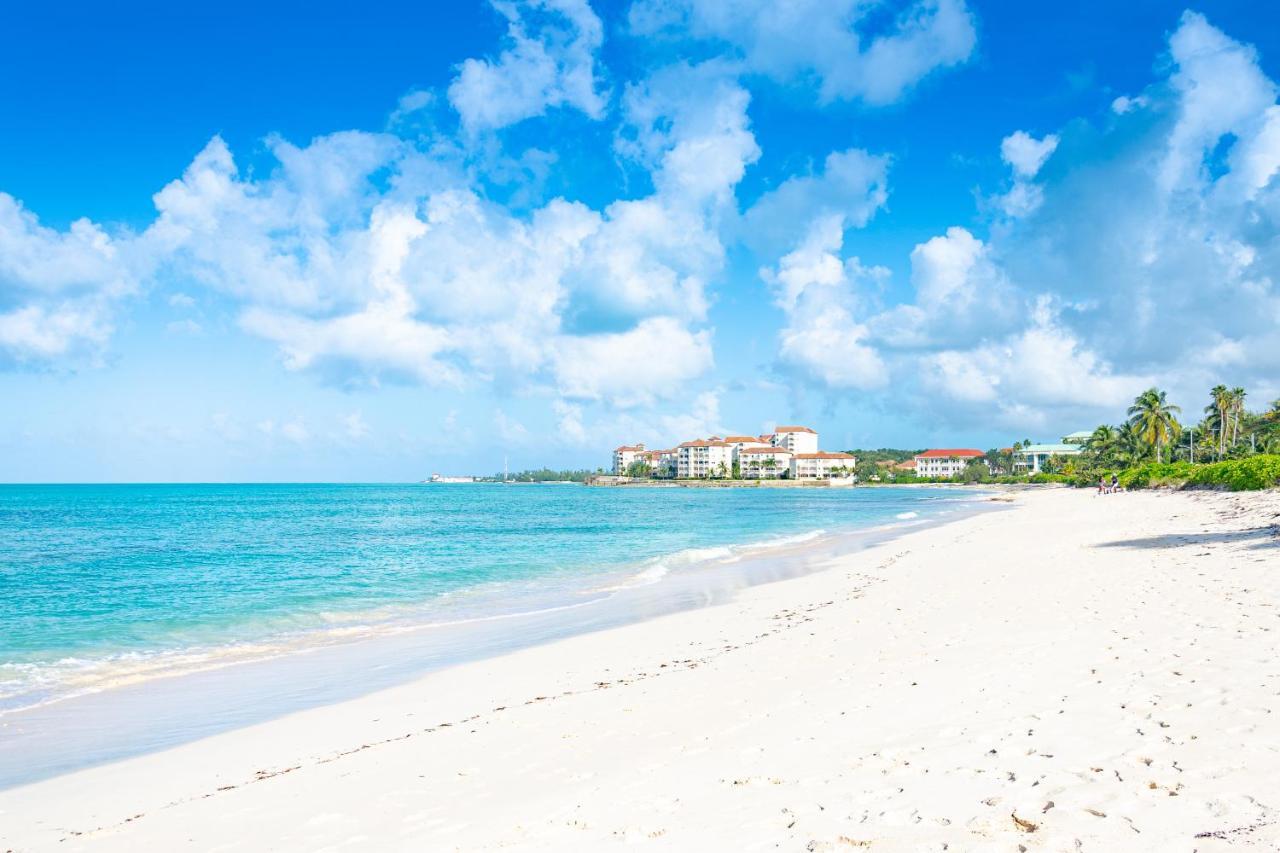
xmin=722 ymin=435 xmax=760 ymax=443
xmin=614 ymin=445 xmax=644 ymax=452
xmin=915 ymin=449 xmax=984 ymax=458
xmin=794 ymin=452 xmax=854 ymax=460
xmin=774 ymin=426 xmax=816 ymax=434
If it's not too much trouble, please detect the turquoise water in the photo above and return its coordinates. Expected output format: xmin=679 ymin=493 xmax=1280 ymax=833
xmin=0 ymin=483 xmax=978 ymax=715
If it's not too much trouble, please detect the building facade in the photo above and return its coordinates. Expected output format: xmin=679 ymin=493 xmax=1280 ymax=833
xmin=772 ymin=426 xmax=819 ymax=455
xmin=914 ymin=449 xmax=985 ymax=478
xmin=613 ymin=444 xmax=645 ymax=475
xmin=790 ymin=451 xmax=856 ymax=479
xmin=676 ymin=440 xmax=734 ymax=479
xmin=613 ymin=423 xmax=853 ymax=480
xmin=634 ymin=448 xmax=675 ymax=478
xmin=738 ymin=446 xmax=794 ymax=478
xmin=1014 ymin=443 xmax=1083 ymax=473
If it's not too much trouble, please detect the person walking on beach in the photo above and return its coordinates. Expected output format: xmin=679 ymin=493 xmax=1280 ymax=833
xmin=1098 ymin=475 xmax=1107 ymax=495
xmin=1111 ymin=473 xmax=1119 ymax=494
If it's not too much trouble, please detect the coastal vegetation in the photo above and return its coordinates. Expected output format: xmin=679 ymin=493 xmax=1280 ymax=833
xmin=1036 ymin=385 xmax=1280 ymax=491
xmin=480 ymin=468 xmax=598 ymax=483
xmin=843 ymin=385 xmax=1280 ymax=491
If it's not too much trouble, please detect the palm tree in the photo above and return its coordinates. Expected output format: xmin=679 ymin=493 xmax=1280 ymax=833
xmin=1085 ymin=425 xmax=1118 ymax=466
xmin=1128 ymin=388 xmax=1182 ymax=464
xmin=1115 ymin=421 xmax=1146 ymax=465
xmin=1207 ymin=385 xmax=1230 ymax=458
xmin=1230 ymin=387 xmax=1247 ymax=448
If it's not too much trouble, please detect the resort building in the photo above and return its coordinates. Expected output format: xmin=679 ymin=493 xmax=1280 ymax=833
xmin=1014 ymin=441 xmax=1084 ymax=473
xmin=637 ymin=448 xmax=676 ymax=478
xmin=613 ymin=423 xmax=854 ymax=481
xmin=771 ymin=426 xmax=819 ymax=455
xmin=722 ymin=434 xmax=770 ymax=453
xmin=676 ymin=440 xmax=734 ymax=479
xmin=738 ymin=445 xmax=794 ymax=478
xmin=914 ymin=449 xmax=985 ymax=479
xmin=613 ymin=444 xmax=645 ymax=475
xmin=1009 ymin=432 xmax=1089 ymax=473
xmin=790 ymin=451 xmax=856 ymax=479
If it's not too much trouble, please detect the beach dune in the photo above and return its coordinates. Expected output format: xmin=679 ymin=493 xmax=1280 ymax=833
xmin=3 ymin=488 xmax=1279 ymax=851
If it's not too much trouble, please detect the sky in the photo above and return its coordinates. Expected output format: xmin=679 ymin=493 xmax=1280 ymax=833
xmin=3 ymin=0 xmax=1280 ymax=481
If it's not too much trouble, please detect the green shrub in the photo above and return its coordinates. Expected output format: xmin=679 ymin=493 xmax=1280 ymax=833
xmin=1107 ymin=455 xmax=1280 ymax=491
xmin=1028 ymin=472 xmax=1070 ymax=484
xmin=1117 ymin=461 xmax=1195 ymax=490
xmin=1184 ymin=455 xmax=1280 ymax=491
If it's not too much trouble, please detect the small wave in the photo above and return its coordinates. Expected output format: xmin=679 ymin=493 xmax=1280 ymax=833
xmin=747 ymin=529 xmax=827 ymax=550
xmin=597 ymin=529 xmax=830 ymax=592
xmin=895 ymin=511 xmax=919 ymax=520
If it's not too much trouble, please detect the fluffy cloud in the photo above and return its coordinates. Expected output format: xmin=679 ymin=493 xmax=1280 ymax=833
xmin=1000 ymin=131 xmax=1058 ymax=179
xmin=763 ymin=216 xmax=887 ymax=390
xmin=551 ymin=317 xmax=713 ymax=406
xmin=994 ymin=10 xmax=1280 ymax=399
xmin=0 ymin=194 xmax=142 ymax=365
xmin=868 ymin=226 xmax=1020 ymax=351
xmin=918 ymin=298 xmax=1153 ymax=429
xmin=135 ymin=61 xmax=752 ymax=407
xmin=884 ymin=11 xmax=1280 ymax=428
xmin=448 ymin=0 xmax=607 ymax=133
xmin=629 ymin=0 xmax=976 ymax=105
xmin=992 ymin=131 xmax=1059 ymax=217
xmin=741 ymin=148 xmax=889 ymax=257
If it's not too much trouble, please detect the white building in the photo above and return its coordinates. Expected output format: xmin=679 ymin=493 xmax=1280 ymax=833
xmin=676 ymin=440 xmax=734 ymax=479
xmin=772 ymin=426 xmax=819 ymax=455
xmin=791 ymin=451 xmax=856 ymax=479
xmin=613 ymin=443 xmax=645 ymax=475
xmin=913 ymin=449 xmax=985 ymax=479
xmin=638 ymin=448 xmax=676 ymax=478
xmin=739 ymin=445 xmax=794 ymax=478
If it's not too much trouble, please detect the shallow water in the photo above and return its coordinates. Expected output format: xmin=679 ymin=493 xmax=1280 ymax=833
xmin=0 ymin=483 xmax=994 ymax=786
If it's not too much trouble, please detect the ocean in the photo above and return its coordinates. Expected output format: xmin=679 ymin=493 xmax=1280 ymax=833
xmin=0 ymin=482 xmax=991 ymax=785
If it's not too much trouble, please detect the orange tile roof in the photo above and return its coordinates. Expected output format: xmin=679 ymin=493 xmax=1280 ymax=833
xmin=722 ymin=435 xmax=759 ymax=443
xmin=774 ymin=426 xmax=816 ymax=434
xmin=614 ymin=445 xmax=644 ymax=452
xmin=916 ymin=449 xmax=984 ymax=458
xmin=794 ymin=451 xmax=854 ymax=460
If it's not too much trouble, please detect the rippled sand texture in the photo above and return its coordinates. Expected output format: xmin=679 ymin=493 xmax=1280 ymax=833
xmin=3 ymin=487 xmax=1278 ymax=851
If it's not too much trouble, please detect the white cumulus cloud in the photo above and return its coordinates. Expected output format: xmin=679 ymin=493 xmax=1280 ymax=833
xmin=448 ymin=0 xmax=607 ymax=133
xmin=629 ymin=0 xmax=976 ymax=105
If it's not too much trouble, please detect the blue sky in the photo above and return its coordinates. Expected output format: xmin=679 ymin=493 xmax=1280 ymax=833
xmin=3 ymin=0 xmax=1279 ymax=481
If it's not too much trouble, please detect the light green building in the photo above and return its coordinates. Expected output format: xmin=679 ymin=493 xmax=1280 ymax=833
xmin=1015 ymin=431 xmax=1089 ymax=473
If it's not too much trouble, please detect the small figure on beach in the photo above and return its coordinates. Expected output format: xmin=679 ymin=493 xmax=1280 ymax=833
xmin=1098 ymin=475 xmax=1107 ymax=495
xmin=1111 ymin=473 xmax=1119 ymax=494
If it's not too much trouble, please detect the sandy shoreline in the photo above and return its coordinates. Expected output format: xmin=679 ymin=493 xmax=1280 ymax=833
xmin=3 ymin=487 xmax=1279 ymax=850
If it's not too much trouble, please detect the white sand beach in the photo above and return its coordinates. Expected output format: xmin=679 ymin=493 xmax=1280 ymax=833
xmin=3 ymin=487 xmax=1279 ymax=851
